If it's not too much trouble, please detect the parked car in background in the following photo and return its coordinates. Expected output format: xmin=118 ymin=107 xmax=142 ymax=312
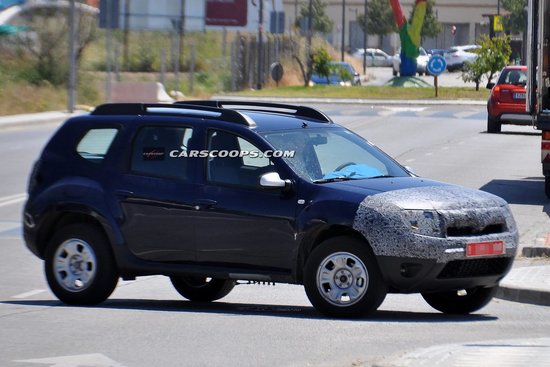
xmin=311 ymin=61 xmax=361 ymax=86
xmin=392 ymin=47 xmax=430 ymax=76
xmin=428 ymin=48 xmax=447 ymax=56
xmin=486 ymin=65 xmax=530 ymax=133
xmin=352 ymin=48 xmax=393 ymax=67
xmin=445 ymin=45 xmax=480 ymax=71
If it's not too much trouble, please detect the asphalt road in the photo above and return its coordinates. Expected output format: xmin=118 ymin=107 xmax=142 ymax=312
xmin=0 ymin=106 xmax=549 ymax=367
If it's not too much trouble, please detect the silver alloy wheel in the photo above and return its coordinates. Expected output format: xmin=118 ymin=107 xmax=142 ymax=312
xmin=316 ymin=251 xmax=369 ymax=306
xmin=53 ymin=238 xmax=97 ymax=292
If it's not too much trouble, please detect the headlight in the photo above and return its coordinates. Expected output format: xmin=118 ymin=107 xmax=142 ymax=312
xmin=401 ymin=210 xmax=444 ymax=237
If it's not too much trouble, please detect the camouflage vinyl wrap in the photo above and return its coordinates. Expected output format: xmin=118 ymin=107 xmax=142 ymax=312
xmin=352 ymin=185 xmax=518 ymax=263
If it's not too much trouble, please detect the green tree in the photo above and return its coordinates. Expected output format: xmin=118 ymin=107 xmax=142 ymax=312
xmin=295 ymin=0 xmax=334 ymax=34
xmin=502 ymin=0 xmax=527 ymax=34
xmin=312 ymin=47 xmax=333 ymax=83
xmin=357 ymin=0 xmax=396 ymax=47
xmin=462 ymin=34 xmax=512 ymax=90
xmin=11 ymin=6 xmax=97 ymax=86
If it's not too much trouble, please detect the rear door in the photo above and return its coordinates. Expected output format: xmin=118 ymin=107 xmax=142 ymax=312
xmin=116 ymin=125 xmax=199 ymax=262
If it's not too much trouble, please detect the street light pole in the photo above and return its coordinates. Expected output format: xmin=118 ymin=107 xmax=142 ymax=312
xmin=341 ymin=0 xmax=346 ymax=61
xmin=257 ymin=0 xmax=264 ymax=90
xmin=67 ymin=0 xmax=76 ymax=112
xmin=362 ymin=0 xmax=367 ymax=74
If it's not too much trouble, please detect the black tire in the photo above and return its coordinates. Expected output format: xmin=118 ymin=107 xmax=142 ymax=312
xmin=421 ymin=286 xmax=497 ymax=314
xmin=303 ymin=236 xmax=387 ymax=318
xmin=487 ymin=115 xmax=501 ymax=133
xmin=170 ymin=276 xmax=235 ymax=302
xmin=392 ymin=69 xmax=398 ymax=76
xmin=45 ymin=223 xmax=119 ymax=305
xmin=545 ymin=176 xmax=550 ymax=199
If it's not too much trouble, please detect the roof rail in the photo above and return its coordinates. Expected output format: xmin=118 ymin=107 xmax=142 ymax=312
xmin=176 ymin=100 xmax=333 ymax=123
xmin=90 ymin=103 xmax=255 ymax=127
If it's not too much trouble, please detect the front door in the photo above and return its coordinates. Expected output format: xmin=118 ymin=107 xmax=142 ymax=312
xmin=194 ymin=129 xmax=298 ymax=271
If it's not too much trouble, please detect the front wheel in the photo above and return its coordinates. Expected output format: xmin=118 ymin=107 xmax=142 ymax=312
xmin=170 ymin=276 xmax=235 ymax=302
xmin=303 ymin=236 xmax=387 ymax=318
xmin=422 ymin=286 xmax=497 ymax=314
xmin=45 ymin=224 xmax=119 ymax=305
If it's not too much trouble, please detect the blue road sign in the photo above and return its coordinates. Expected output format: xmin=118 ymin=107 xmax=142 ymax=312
xmin=427 ymin=55 xmax=447 ymax=76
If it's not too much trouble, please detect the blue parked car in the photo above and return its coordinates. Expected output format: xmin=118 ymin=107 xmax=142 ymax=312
xmin=311 ymin=61 xmax=361 ymax=86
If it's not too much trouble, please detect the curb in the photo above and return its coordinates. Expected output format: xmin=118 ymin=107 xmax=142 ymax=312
xmin=496 ymin=285 xmax=550 ymax=306
xmin=522 ymin=247 xmax=550 ymax=257
xmin=210 ymin=95 xmax=487 ymax=106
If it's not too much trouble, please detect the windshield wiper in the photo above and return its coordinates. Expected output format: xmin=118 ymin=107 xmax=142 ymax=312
xmin=313 ymin=177 xmax=355 ymax=183
xmin=368 ymin=175 xmax=395 ymax=179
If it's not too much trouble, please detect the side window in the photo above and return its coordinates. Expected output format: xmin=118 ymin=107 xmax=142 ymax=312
xmin=131 ymin=126 xmax=193 ymax=180
xmin=207 ymin=130 xmax=273 ymax=187
xmin=76 ymin=128 xmax=118 ymax=163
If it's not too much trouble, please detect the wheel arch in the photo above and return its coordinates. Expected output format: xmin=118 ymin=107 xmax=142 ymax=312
xmin=35 ymin=207 xmax=117 ymax=260
xmin=295 ymin=225 xmax=374 ymax=283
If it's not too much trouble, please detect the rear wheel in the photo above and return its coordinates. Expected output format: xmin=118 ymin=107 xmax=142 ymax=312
xmin=421 ymin=286 xmax=497 ymax=314
xmin=45 ymin=224 xmax=119 ymax=305
xmin=170 ymin=276 xmax=235 ymax=302
xmin=303 ymin=236 xmax=387 ymax=318
xmin=487 ymin=115 xmax=501 ymax=133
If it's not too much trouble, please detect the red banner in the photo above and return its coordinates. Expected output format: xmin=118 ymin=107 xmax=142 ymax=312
xmin=205 ymin=0 xmax=248 ymax=27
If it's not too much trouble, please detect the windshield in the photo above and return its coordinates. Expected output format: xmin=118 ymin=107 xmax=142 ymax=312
xmin=498 ymin=68 xmax=527 ymax=85
xmin=262 ymin=127 xmax=409 ymax=183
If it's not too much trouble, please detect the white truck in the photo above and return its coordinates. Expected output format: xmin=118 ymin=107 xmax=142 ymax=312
xmin=527 ymin=0 xmax=550 ymax=198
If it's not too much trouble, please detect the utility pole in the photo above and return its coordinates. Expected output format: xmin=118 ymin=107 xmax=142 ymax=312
xmin=174 ymin=0 xmax=185 ymax=92
xmin=362 ymin=0 xmax=367 ymax=74
xmin=306 ymin=0 xmax=313 ymax=85
xmin=123 ymin=0 xmax=130 ymax=70
xmin=257 ymin=0 xmax=264 ymax=90
xmin=67 ymin=0 xmax=76 ymax=112
xmin=341 ymin=0 xmax=346 ymax=61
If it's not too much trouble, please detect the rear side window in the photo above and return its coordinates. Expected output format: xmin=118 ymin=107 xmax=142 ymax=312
xmin=76 ymin=128 xmax=118 ymax=163
xmin=131 ymin=126 xmax=193 ymax=181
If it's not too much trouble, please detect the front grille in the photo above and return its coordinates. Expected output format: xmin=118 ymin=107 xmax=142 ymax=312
xmin=437 ymin=258 xmax=512 ymax=279
xmin=446 ymin=223 xmax=505 ymax=237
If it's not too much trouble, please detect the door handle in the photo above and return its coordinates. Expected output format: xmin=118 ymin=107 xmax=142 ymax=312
xmin=194 ymin=199 xmax=217 ymax=210
xmin=116 ymin=189 xmax=134 ymax=197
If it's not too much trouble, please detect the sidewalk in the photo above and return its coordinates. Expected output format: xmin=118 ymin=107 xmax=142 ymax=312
xmin=498 ymin=259 xmax=550 ymax=306
xmin=0 ymin=108 xmax=548 ymax=309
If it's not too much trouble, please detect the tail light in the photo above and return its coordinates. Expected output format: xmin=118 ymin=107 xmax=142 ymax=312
xmin=492 ymin=85 xmax=501 ymax=101
xmin=542 ymin=131 xmax=550 ymax=163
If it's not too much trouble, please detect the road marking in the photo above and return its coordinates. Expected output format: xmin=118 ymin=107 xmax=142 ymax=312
xmin=15 ymin=353 xmax=127 ymax=367
xmin=0 ymin=193 xmax=27 ymax=207
xmin=12 ymin=289 xmax=46 ymax=299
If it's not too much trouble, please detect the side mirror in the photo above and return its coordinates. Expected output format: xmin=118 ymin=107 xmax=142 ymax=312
xmin=260 ymin=172 xmax=292 ymax=190
xmin=486 ymin=82 xmax=495 ymax=90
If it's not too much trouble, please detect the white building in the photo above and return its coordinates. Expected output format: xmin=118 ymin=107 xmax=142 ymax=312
xmin=283 ymin=0 xmax=503 ymax=53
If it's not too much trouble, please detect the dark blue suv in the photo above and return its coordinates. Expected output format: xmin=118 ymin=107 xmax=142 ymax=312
xmin=23 ymin=101 xmax=518 ymax=317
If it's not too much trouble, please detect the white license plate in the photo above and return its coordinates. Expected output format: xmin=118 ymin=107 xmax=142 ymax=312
xmin=513 ymin=92 xmax=526 ymax=99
